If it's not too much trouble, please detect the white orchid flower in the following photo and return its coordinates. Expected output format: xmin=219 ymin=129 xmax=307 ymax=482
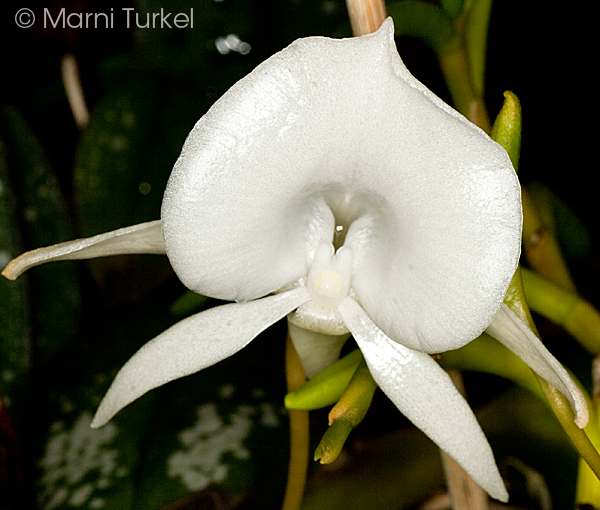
xmin=2 ymin=19 xmax=588 ymax=503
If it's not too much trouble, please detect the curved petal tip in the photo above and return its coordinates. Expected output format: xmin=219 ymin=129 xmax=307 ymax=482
xmin=2 ymin=220 xmax=165 ymax=280
xmin=486 ymin=303 xmax=589 ymax=428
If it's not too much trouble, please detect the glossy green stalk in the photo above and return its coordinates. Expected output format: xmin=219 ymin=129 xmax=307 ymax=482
xmin=505 ymin=270 xmax=600 ymax=486
xmin=438 ymin=46 xmax=490 ymax=131
xmin=441 ymin=328 xmax=600 ymax=482
xmin=315 ymin=360 xmax=378 ymax=464
xmin=463 ymin=0 xmax=493 ymax=96
xmin=387 ymin=1 xmax=489 ymax=129
xmin=282 ymin=336 xmax=310 ymax=510
xmin=285 ymin=349 xmax=363 ymax=411
xmin=522 ymin=268 xmax=600 ymax=355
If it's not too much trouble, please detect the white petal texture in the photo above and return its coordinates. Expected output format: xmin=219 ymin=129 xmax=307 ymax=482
xmin=161 ymin=18 xmax=522 ymax=353
xmin=1 ymin=220 xmax=165 ymax=280
xmin=91 ymin=286 xmax=309 ymax=428
xmin=338 ymin=297 xmax=509 ymax=502
xmin=486 ymin=304 xmax=589 ymax=428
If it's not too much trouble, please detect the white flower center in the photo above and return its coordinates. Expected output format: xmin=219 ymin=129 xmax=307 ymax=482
xmin=306 ymin=242 xmax=352 ymax=308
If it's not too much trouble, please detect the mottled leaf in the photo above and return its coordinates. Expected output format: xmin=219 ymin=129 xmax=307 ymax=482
xmin=0 ymin=106 xmax=81 ymax=361
xmin=0 ymin=137 xmax=31 ymax=430
xmin=132 ymin=327 xmax=290 ymax=510
xmin=73 ymin=77 xmax=172 ymax=301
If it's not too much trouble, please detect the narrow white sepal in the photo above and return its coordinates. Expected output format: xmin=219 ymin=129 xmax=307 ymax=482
xmin=287 ymin=321 xmax=350 ymax=378
xmin=485 ymin=303 xmax=589 ymax=428
xmin=91 ymin=286 xmax=310 ymax=428
xmin=338 ymin=297 xmax=509 ymax=502
xmin=1 ymin=220 xmax=165 ymax=280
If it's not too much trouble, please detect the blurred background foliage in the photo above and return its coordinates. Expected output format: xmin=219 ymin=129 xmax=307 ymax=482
xmin=0 ymin=0 xmax=597 ymax=509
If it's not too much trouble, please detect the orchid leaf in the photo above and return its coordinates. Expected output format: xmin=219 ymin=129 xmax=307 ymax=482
xmin=126 ymin=309 xmax=290 ymax=510
xmin=32 ymin=283 xmax=290 ymax=510
xmin=0 ymin=137 xmax=30 ymax=431
xmin=73 ymin=78 xmax=173 ymax=300
xmin=0 ymin=106 xmax=80 ymax=361
xmin=74 ymin=78 xmax=164 ymax=238
xmin=132 ymin=367 xmax=288 ymax=510
xmin=33 ymin=300 xmax=172 ymax=510
xmin=36 ymin=405 xmax=144 ymax=510
xmin=528 ymin=182 xmax=592 ymax=261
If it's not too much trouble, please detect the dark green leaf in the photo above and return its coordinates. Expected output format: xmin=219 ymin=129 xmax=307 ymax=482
xmin=133 ymin=370 xmax=288 ymax=510
xmin=0 ymin=137 xmax=31 ymax=429
xmin=440 ymin=0 xmax=466 ymax=20
xmin=0 ymin=106 xmax=81 ymax=361
xmin=528 ymin=182 xmax=592 ymax=261
xmin=387 ymin=1 xmax=460 ymax=56
xmin=73 ymin=77 xmax=173 ymax=301
xmin=464 ymin=0 xmax=493 ymax=95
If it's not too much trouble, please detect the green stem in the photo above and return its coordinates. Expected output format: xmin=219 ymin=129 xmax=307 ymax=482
xmin=285 ymin=349 xmax=363 ymax=411
xmin=521 ymin=267 xmax=600 ymax=355
xmin=282 ymin=336 xmax=310 ymax=510
xmin=521 ymin=188 xmax=577 ymax=293
xmin=315 ymin=360 xmax=378 ymax=465
xmin=438 ymin=46 xmax=490 ymax=131
xmin=505 ymin=270 xmax=600 ymax=486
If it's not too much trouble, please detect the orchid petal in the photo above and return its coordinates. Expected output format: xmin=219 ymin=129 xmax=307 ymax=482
xmin=1 ymin=220 xmax=165 ymax=280
xmin=161 ymin=19 xmax=521 ymax=353
xmin=338 ymin=296 xmax=508 ymax=502
xmin=485 ymin=303 xmax=589 ymax=428
xmin=287 ymin=321 xmax=350 ymax=378
xmin=91 ymin=286 xmax=310 ymax=427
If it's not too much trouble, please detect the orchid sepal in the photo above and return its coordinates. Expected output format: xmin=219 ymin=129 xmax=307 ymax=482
xmin=91 ymin=286 xmax=310 ymax=428
xmin=1 ymin=220 xmax=165 ymax=280
xmin=485 ymin=303 xmax=589 ymax=428
xmin=338 ymin=296 xmax=509 ymax=502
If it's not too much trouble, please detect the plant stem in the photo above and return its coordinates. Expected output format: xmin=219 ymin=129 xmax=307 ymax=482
xmin=345 ymin=0 xmax=387 ymax=36
xmin=282 ymin=335 xmax=310 ymax=510
xmin=439 ymin=46 xmax=490 ymax=132
xmin=521 ymin=188 xmax=577 ymax=293
xmin=61 ymin=54 xmax=90 ymax=130
xmin=521 ymin=267 xmax=600 ymax=355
